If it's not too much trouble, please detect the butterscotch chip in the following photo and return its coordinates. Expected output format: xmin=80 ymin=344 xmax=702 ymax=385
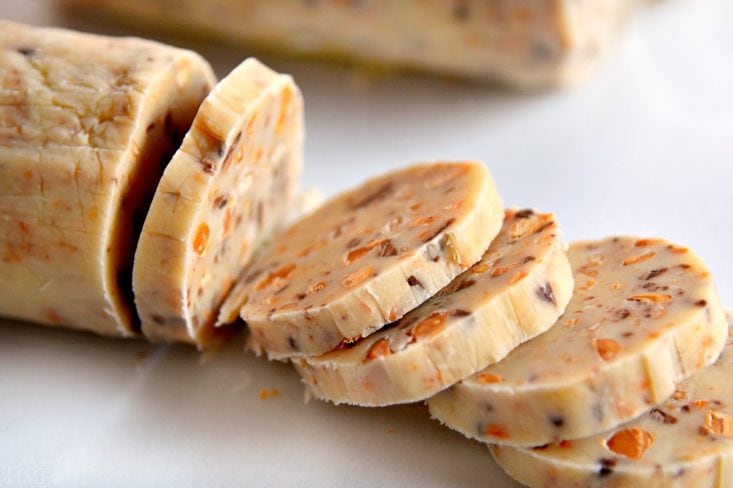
xmin=606 ymin=427 xmax=654 ymax=460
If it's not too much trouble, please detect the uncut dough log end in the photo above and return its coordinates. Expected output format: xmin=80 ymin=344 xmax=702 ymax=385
xmin=0 ymin=21 xmax=215 ymax=337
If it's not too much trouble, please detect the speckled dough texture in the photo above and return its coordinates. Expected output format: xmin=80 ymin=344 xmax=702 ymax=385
xmin=61 ymin=0 xmax=638 ymax=88
xmin=0 ymin=21 xmax=215 ymax=337
xmin=295 ymin=209 xmax=573 ymax=406
xmin=490 ymin=310 xmax=733 ymax=488
xmin=223 ymin=161 xmax=504 ymax=359
xmin=428 ymin=237 xmax=728 ymax=447
xmin=133 ymin=58 xmax=303 ymax=346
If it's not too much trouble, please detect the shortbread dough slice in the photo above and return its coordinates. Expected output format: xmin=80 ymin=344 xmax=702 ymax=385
xmin=490 ymin=310 xmax=733 ymax=488
xmin=294 ymin=209 xmax=573 ymax=406
xmin=0 ymin=21 xmax=214 ymax=337
xmin=428 ymin=237 xmax=727 ymax=446
xmin=225 ymin=161 xmax=503 ymax=358
xmin=133 ymin=58 xmax=303 ymax=346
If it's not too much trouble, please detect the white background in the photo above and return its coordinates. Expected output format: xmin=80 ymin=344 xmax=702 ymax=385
xmin=1 ymin=1 xmax=732 ymax=486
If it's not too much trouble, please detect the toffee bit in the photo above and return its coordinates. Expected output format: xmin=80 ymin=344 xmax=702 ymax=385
xmin=350 ymin=182 xmax=393 ymax=209
xmin=520 ymin=256 xmax=536 ymax=265
xmin=476 ymin=373 xmax=503 ymax=384
xmin=627 ymin=293 xmax=672 ymax=303
xmin=213 ymin=195 xmax=229 ymax=209
xmin=193 ymin=223 xmax=211 ymax=256
xmin=420 ymin=218 xmax=455 ymax=243
xmin=550 ymin=415 xmax=564 ymax=427
xmin=342 ymin=266 xmax=374 ymax=288
xmin=410 ymin=312 xmax=448 ymax=340
xmin=509 ymin=270 xmax=528 ymax=284
xmin=257 ymin=264 xmax=297 ymax=291
xmin=378 ymin=239 xmax=397 ymax=257
xmin=452 ymin=0 xmax=470 ymax=22
xmin=202 ymin=161 xmax=216 ymax=175
xmin=649 ymin=408 xmax=677 ymax=424
xmin=307 ymin=281 xmax=326 ymax=295
xmin=483 ymin=424 xmax=510 ymax=440
xmin=702 ymin=410 xmax=733 ymax=437
xmin=623 ymin=252 xmax=657 ymax=266
xmin=536 ymin=283 xmax=556 ymax=305
xmin=694 ymin=299 xmax=708 ymax=307
xmin=407 ymin=275 xmax=423 ymax=287
xmin=515 ymin=209 xmax=535 ymax=219
xmin=643 ymin=268 xmax=668 ymax=280
xmin=16 ymin=46 xmax=36 ymax=56
xmin=450 ymin=309 xmax=471 ymax=317
xmin=594 ymin=338 xmax=622 ymax=361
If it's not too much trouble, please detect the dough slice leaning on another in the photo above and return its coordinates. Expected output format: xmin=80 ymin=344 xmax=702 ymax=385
xmin=490 ymin=309 xmax=733 ymax=488
xmin=428 ymin=237 xmax=728 ymax=447
xmin=133 ymin=57 xmax=303 ymax=346
xmin=295 ymin=209 xmax=573 ymax=406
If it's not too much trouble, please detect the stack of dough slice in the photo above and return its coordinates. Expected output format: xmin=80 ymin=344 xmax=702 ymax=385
xmin=490 ymin=310 xmax=733 ymax=488
xmin=294 ymin=209 xmax=574 ymax=406
xmin=427 ymin=237 xmax=728 ymax=487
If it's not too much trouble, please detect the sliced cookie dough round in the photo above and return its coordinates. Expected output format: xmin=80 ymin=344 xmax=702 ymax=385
xmin=294 ymin=209 xmax=573 ymax=406
xmin=133 ymin=57 xmax=303 ymax=346
xmin=428 ymin=237 xmax=728 ymax=447
xmin=490 ymin=309 xmax=733 ymax=488
xmin=224 ymin=161 xmax=504 ymax=359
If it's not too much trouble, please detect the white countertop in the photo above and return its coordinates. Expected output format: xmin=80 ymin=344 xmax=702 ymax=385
xmin=1 ymin=1 xmax=732 ymax=486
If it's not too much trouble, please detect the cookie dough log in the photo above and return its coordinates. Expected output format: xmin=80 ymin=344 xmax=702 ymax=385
xmin=428 ymin=237 xmax=728 ymax=447
xmin=490 ymin=310 xmax=733 ymax=488
xmin=220 ymin=162 xmax=504 ymax=359
xmin=294 ymin=209 xmax=573 ymax=406
xmin=59 ymin=0 xmax=637 ymax=88
xmin=133 ymin=58 xmax=303 ymax=346
xmin=0 ymin=21 xmax=215 ymax=337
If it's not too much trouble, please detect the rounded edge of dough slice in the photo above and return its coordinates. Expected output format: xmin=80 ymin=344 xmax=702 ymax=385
xmin=294 ymin=209 xmax=574 ymax=406
xmin=133 ymin=57 xmax=304 ymax=346
xmin=234 ymin=161 xmax=504 ymax=359
xmin=489 ymin=309 xmax=733 ymax=488
xmin=0 ymin=21 xmax=215 ymax=337
xmin=428 ymin=237 xmax=728 ymax=447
